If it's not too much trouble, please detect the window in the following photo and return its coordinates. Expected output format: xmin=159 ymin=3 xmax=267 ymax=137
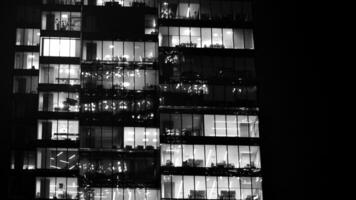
xmin=250 ymin=146 xmax=261 ymax=168
xmin=14 ymin=52 xmax=39 ymax=69
xmin=216 ymin=145 xmax=228 ymax=167
xmin=162 ymin=113 xmax=258 ymax=138
xmin=207 ymin=176 xmax=218 ymax=199
xmin=159 ymin=0 xmax=179 ymax=19
xmin=22 ymin=151 xmax=36 ymax=170
xmin=241 ymin=177 xmax=252 ymax=200
xmin=252 ymin=177 xmax=263 ymax=200
xmin=159 ymin=26 xmax=254 ymax=49
xmin=215 ymin=115 xmax=226 ymax=136
xmin=35 ymin=177 xmax=78 ymax=199
xmin=145 ymin=15 xmax=158 ymax=35
xmin=40 ymin=64 xmax=80 ymax=85
xmin=38 ymin=92 xmax=79 ymax=112
xmin=182 ymin=145 xmax=194 ymax=167
xmin=226 ymin=115 xmax=238 ymax=137
xmin=16 ymin=28 xmax=40 ymax=46
xmin=13 ymin=75 xmax=38 ymax=94
xmin=43 ymin=0 xmax=81 ymax=5
xmin=204 ymin=115 xmax=215 ymax=136
xmin=223 ymin=28 xmax=233 ymax=49
xmin=239 ymin=146 xmax=251 ymax=168
xmin=162 ymin=175 xmax=262 ymax=200
xmin=83 ymin=40 xmax=157 ymax=62
xmin=183 ymin=176 xmax=194 ymax=199
xmin=81 ymin=126 xmax=121 ymax=149
xmin=205 ymin=145 xmax=216 ymax=167
xmin=229 ymin=177 xmax=241 ymax=200
xmin=42 ymin=37 xmax=80 ymax=57
xmin=194 ymin=145 xmax=205 ymax=167
xmin=227 ymin=145 xmax=239 ymax=168
xmin=38 ymin=120 xmax=79 ymax=141
xmin=124 ymin=127 xmax=159 ymax=149
xmin=36 ymin=148 xmax=78 ymax=170
xmin=41 ymin=12 xmax=81 ymax=31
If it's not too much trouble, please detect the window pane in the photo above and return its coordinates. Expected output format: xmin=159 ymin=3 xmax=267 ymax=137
xmin=229 ymin=177 xmax=241 ymax=200
xmin=146 ymin=128 xmax=158 ymax=149
xmin=238 ymin=115 xmax=249 ymax=137
xmin=182 ymin=114 xmax=192 ymax=136
xmin=124 ymin=127 xmax=134 ymax=148
xmin=103 ymin=41 xmax=113 ymax=60
xmin=205 ymin=145 xmax=216 ymax=167
xmin=239 ymin=146 xmax=251 ymax=168
xmin=250 ymin=146 xmax=261 ymax=168
xmin=134 ymin=42 xmax=144 ymax=61
xmin=215 ymin=115 xmax=226 ymax=136
xmin=223 ymin=29 xmax=233 ymax=48
xmin=241 ymin=177 xmax=252 ymax=200
xmin=249 ymin=116 xmax=259 ymax=138
xmin=171 ymin=144 xmax=182 ymax=167
xmin=202 ymin=28 xmax=211 ymax=48
xmin=171 ymin=114 xmax=182 ymax=136
xmin=135 ymin=127 xmax=145 ymax=148
xmin=244 ymin=29 xmax=254 ymax=49
xmin=217 ymin=176 xmax=229 ymax=199
xmin=183 ymin=176 xmax=194 ymax=199
xmin=182 ymin=145 xmax=194 ymax=167
xmin=216 ymin=145 xmax=228 ymax=167
xmin=194 ymin=145 xmax=205 ymax=167
xmin=227 ymin=146 xmax=239 ymax=168
xmin=204 ymin=115 xmax=215 ymax=136
xmin=207 ymin=176 xmax=217 ymax=199
xmin=124 ymin=42 xmax=134 ymax=61
xmin=226 ymin=115 xmax=238 ymax=137
xmin=234 ymin=29 xmax=244 ymax=49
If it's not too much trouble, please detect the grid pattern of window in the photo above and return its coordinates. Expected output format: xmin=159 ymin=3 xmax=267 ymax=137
xmin=159 ymin=54 xmax=255 ymax=84
xmin=13 ymin=75 xmax=38 ymax=94
xmin=159 ymin=27 xmax=254 ymax=49
xmin=43 ymin=0 xmax=82 ymax=5
xmin=81 ymin=188 xmax=160 ymax=200
xmin=36 ymin=148 xmax=78 ymax=170
xmin=81 ymin=97 xmax=154 ymax=113
xmin=82 ymin=67 xmax=158 ymax=90
xmin=160 ymin=113 xmax=258 ymax=137
xmin=161 ymin=144 xmax=260 ymax=168
xmin=159 ymin=0 xmax=252 ymax=21
xmin=16 ymin=28 xmax=40 ymax=46
xmin=42 ymin=11 xmax=81 ymax=31
xmin=35 ymin=177 xmax=78 ymax=199
xmin=38 ymin=92 xmax=79 ymax=112
xmin=84 ymin=0 xmax=156 ymax=7
xmin=161 ymin=175 xmax=262 ymax=200
xmin=82 ymin=40 xmax=157 ymax=62
xmin=14 ymin=52 xmax=39 ymax=69
xmin=39 ymin=64 xmax=81 ymax=85
xmin=37 ymin=120 xmax=79 ymax=141
xmin=41 ymin=37 xmax=81 ymax=57
xmin=79 ymin=156 xmax=157 ymax=180
xmin=80 ymin=126 xmax=159 ymax=149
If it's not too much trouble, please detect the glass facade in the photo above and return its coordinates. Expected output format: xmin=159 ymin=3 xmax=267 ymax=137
xmin=41 ymin=11 xmax=81 ymax=31
xmin=16 ymin=28 xmax=40 ymax=46
xmin=159 ymin=27 xmax=254 ymax=49
xmin=9 ymin=1 xmax=261 ymax=200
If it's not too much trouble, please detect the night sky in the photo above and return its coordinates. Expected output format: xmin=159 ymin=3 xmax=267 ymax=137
xmin=1 ymin=1 xmax=327 ymax=200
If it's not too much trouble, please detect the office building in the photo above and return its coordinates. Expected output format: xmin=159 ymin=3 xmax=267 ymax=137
xmin=8 ymin=0 xmax=262 ymax=200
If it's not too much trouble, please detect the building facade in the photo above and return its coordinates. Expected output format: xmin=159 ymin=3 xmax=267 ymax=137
xmin=8 ymin=0 xmax=262 ymax=200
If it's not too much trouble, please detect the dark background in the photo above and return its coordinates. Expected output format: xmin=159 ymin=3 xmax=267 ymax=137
xmin=0 ymin=0 xmax=327 ymax=200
